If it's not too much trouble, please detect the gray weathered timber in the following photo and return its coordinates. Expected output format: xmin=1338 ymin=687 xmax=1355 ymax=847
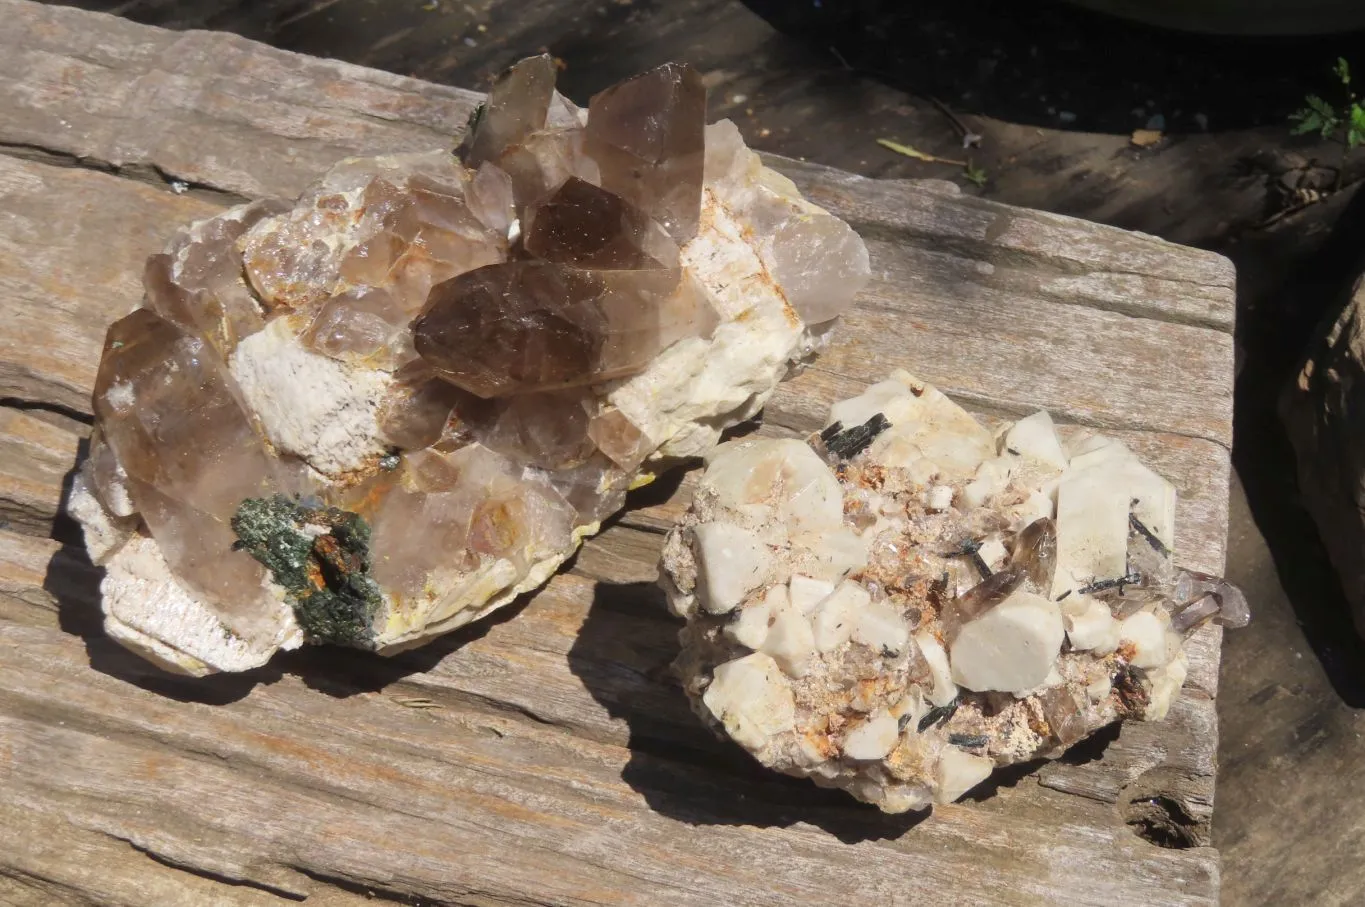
xmin=0 ymin=1 xmax=1235 ymax=904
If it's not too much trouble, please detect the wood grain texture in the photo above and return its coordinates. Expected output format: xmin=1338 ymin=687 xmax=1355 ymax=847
xmin=0 ymin=408 xmax=83 ymax=537
xmin=0 ymin=156 xmax=220 ymax=412
xmin=0 ymin=0 xmax=481 ymax=201
xmin=0 ymin=1 xmax=1235 ymax=903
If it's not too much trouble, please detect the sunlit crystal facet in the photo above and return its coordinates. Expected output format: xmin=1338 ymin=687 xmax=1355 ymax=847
xmin=92 ymin=308 xmax=283 ymax=634
xmin=460 ymin=54 xmax=558 ymax=169
xmin=77 ymin=55 xmax=871 ymax=675
xmin=585 ymin=62 xmax=706 ymax=241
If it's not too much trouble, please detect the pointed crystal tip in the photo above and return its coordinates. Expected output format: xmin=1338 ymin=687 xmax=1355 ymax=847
xmin=459 ymin=53 xmax=558 ymax=169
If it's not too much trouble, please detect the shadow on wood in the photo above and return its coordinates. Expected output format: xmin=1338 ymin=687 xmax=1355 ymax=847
xmin=741 ymin=0 xmax=1365 ymax=133
xmin=1233 ymin=180 xmax=1365 ymax=706
xmin=568 ymin=579 xmax=935 ymax=844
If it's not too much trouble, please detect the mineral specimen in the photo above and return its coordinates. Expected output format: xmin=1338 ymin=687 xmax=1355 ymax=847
xmin=72 ymin=56 xmax=870 ymax=676
xmin=661 ymin=371 xmax=1247 ymax=812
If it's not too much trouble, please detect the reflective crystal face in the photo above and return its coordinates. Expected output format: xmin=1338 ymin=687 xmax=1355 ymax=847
xmin=523 ymin=177 xmax=678 ymax=270
xmin=585 ymin=63 xmax=706 ymax=241
xmin=92 ymin=308 xmax=283 ymax=634
xmin=414 ymin=262 xmax=609 ymax=397
xmin=413 ymin=259 xmax=700 ymax=397
xmin=144 ymin=199 xmax=287 ymax=356
xmin=80 ymin=53 xmax=871 ymax=674
xmin=460 ymin=54 xmax=557 ymax=169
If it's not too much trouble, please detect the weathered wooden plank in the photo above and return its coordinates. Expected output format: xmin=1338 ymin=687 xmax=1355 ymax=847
xmin=0 ymin=193 xmax=1230 ymax=895
xmin=0 ymin=1 xmax=1236 ymax=902
xmin=0 ymin=531 xmax=64 ymax=627
xmin=0 ymin=156 xmax=219 ymax=411
xmin=0 ymin=408 xmax=82 ymax=537
xmin=0 ymin=0 xmax=480 ymax=201
xmin=0 ymin=530 xmax=102 ymax=632
xmin=779 ymin=159 xmax=1237 ymax=333
xmin=0 ymin=622 xmax=1219 ymax=906
xmin=0 ymin=800 xmax=304 ymax=907
xmin=770 ymin=282 xmax=1232 ymax=446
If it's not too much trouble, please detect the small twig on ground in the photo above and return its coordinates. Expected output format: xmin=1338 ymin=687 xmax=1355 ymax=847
xmin=1252 ymin=204 xmax=1312 ymax=230
xmin=876 ymin=138 xmax=966 ymax=167
xmin=927 ymin=97 xmax=983 ymax=149
xmin=828 ymin=45 xmax=983 ymax=149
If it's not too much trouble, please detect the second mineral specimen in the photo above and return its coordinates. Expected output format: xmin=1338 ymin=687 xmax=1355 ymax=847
xmin=661 ymin=371 xmax=1247 ymax=811
xmin=71 ymin=55 xmax=871 ymax=676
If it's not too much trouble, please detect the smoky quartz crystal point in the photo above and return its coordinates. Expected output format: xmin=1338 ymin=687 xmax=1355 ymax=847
xmin=73 ymin=56 xmax=871 ymax=675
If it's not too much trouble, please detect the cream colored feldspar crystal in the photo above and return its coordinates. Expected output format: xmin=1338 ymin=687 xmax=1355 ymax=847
xmin=74 ymin=56 xmax=871 ymax=675
xmin=662 ymin=371 xmax=1248 ymax=812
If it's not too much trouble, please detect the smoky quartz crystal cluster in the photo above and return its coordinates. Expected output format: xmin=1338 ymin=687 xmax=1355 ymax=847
xmin=71 ymin=55 xmax=870 ymax=675
xmin=662 ymin=371 xmax=1248 ymax=811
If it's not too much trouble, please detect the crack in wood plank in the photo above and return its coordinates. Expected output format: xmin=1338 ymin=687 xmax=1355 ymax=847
xmin=0 ymin=140 xmax=251 ymax=205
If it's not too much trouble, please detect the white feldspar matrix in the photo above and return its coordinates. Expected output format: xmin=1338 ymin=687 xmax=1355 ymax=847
xmin=662 ymin=371 xmax=1247 ymax=811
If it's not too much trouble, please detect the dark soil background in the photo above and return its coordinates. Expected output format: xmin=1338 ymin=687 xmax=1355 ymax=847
xmin=50 ymin=0 xmax=1365 ymax=900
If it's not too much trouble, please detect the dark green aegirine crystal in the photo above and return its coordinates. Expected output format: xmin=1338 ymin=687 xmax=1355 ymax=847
xmin=231 ymin=495 xmax=383 ymax=647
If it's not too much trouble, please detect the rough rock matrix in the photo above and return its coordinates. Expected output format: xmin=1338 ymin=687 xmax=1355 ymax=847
xmin=72 ymin=55 xmax=870 ymax=675
xmin=662 ymin=371 xmax=1248 ymax=811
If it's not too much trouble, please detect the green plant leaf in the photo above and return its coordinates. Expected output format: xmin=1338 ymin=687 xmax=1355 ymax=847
xmin=1349 ymin=104 xmax=1365 ymax=147
xmin=964 ymin=162 xmax=988 ymax=187
xmin=1312 ymin=95 xmax=1337 ymax=115
xmin=1290 ymin=109 xmax=1323 ymax=135
xmin=1292 ymin=95 xmax=1341 ymax=138
xmin=1336 ymin=57 xmax=1352 ymax=86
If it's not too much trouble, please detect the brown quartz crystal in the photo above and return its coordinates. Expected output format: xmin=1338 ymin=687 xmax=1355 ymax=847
xmin=460 ymin=54 xmax=558 ymax=169
xmin=92 ymin=308 xmax=285 ymax=636
xmin=415 ymin=79 xmax=711 ymax=398
xmin=76 ymin=52 xmax=871 ymax=675
xmin=585 ymin=63 xmax=706 ymax=242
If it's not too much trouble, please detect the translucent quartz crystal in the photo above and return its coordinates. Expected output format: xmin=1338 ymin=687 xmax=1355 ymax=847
xmin=548 ymin=453 xmax=630 ymax=525
xmin=588 ymin=406 xmax=656 ymax=471
xmin=460 ymin=55 xmax=597 ymax=212
xmin=241 ymin=153 xmax=507 ymax=319
xmin=77 ymin=54 xmax=871 ymax=675
xmin=376 ymin=362 xmax=471 ymax=451
xmin=523 ymin=177 xmax=679 ymax=270
xmin=91 ymin=308 xmax=283 ymax=635
xmin=144 ymin=198 xmax=287 ymax=356
xmin=585 ymin=63 xmax=706 ymax=242
xmin=701 ymin=119 xmax=869 ymax=325
xmin=369 ymin=443 xmax=575 ymax=598
xmin=468 ymin=389 xmax=597 ymax=470
xmin=765 ymin=214 xmax=873 ymax=325
xmin=460 ymin=54 xmax=557 ymax=169
xmin=413 ymin=262 xmax=699 ymax=397
xmin=497 ymin=127 xmax=602 ymax=211
xmin=663 ymin=370 xmax=1246 ymax=812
